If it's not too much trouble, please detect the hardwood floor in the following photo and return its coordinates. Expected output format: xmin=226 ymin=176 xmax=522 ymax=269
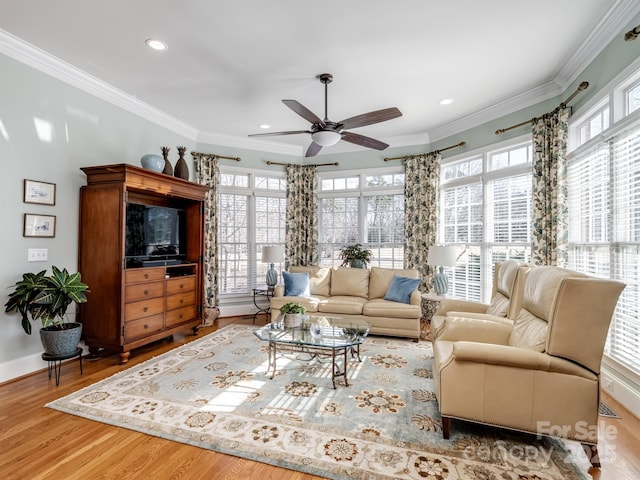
xmin=1 ymin=315 xmax=638 ymax=480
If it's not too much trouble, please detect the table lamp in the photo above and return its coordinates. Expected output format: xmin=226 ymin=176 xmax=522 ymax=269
xmin=427 ymin=246 xmax=457 ymax=295
xmin=261 ymin=245 xmax=284 ymax=287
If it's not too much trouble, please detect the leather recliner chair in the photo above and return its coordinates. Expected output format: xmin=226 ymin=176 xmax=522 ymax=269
xmin=432 ymin=266 xmax=625 ymax=467
xmin=430 ymin=260 xmax=529 ymax=340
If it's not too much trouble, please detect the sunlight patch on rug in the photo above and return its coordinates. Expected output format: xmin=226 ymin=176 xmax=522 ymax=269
xmin=47 ymin=325 xmax=591 ymax=480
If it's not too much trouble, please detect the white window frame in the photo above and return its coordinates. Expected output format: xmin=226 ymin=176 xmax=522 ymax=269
xmin=218 ymin=165 xmax=285 ymax=300
xmin=317 ymin=166 xmax=405 ymax=268
xmin=439 ymin=135 xmax=533 ymax=303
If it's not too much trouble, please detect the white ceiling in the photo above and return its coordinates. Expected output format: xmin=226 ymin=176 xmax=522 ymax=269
xmin=1 ymin=0 xmax=636 ymax=155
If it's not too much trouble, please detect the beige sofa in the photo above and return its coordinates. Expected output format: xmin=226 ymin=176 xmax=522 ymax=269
xmin=432 ymin=265 xmax=625 ymax=466
xmin=270 ymin=266 xmax=422 ymax=340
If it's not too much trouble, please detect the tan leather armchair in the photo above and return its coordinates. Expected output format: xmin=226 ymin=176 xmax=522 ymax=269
xmin=432 ymin=266 xmax=625 ymax=467
xmin=430 ymin=260 xmax=528 ymax=340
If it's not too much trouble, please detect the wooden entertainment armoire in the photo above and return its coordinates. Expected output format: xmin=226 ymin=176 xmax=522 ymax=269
xmin=78 ymin=164 xmax=209 ymax=363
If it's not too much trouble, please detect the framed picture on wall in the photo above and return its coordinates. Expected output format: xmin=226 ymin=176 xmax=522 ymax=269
xmin=23 ymin=179 xmax=56 ymax=205
xmin=23 ymin=214 xmax=56 ymax=238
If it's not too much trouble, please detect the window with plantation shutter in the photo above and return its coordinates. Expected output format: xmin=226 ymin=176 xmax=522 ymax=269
xmin=568 ymin=123 xmax=640 ymax=377
xmin=439 ymin=140 xmax=532 ymax=302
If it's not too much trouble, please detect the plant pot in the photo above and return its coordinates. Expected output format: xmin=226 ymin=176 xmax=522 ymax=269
xmin=350 ymin=259 xmax=365 ymax=269
xmin=39 ymin=323 xmax=82 ymax=356
xmin=283 ymin=313 xmax=301 ymax=328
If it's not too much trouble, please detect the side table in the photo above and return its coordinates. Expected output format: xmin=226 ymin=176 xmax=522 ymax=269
xmin=253 ymin=286 xmax=275 ymax=323
xmin=42 ymin=347 xmax=83 ymax=386
xmin=420 ymin=293 xmax=446 ymax=340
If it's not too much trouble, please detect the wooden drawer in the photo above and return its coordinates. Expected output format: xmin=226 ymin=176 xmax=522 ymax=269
xmin=165 ymin=305 xmax=197 ymax=327
xmin=124 ymin=297 xmax=164 ymax=321
xmin=125 ymin=281 xmax=164 ymax=302
xmin=166 ymin=276 xmax=196 ymax=295
xmin=126 ymin=267 xmax=165 ymax=284
xmin=166 ymin=291 xmax=196 ymax=311
xmin=124 ymin=314 xmax=164 ymax=340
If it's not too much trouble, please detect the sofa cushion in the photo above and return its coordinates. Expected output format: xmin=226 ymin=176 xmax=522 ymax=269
xmin=363 ymin=298 xmax=422 ymax=319
xmin=384 ymin=275 xmax=421 ymax=304
xmin=270 ymin=295 xmax=322 ymax=313
xmin=318 ymin=296 xmax=368 ymax=315
xmin=330 ymin=267 xmax=370 ymax=298
xmin=368 ymin=267 xmax=420 ymax=299
xmin=282 ymin=271 xmax=310 ymax=296
xmin=290 ymin=265 xmax=332 ymax=296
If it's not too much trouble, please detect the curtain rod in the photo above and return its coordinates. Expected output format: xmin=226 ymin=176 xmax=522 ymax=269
xmin=190 ymin=151 xmax=241 ymax=162
xmin=495 ymin=81 xmax=589 ymax=135
xmin=265 ymin=161 xmax=339 ymax=167
xmin=383 ymin=141 xmax=466 ymax=161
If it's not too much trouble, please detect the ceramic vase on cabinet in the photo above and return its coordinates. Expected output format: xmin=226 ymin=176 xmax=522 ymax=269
xmin=161 ymin=146 xmax=173 ymax=175
xmin=174 ymin=146 xmax=189 ymax=180
xmin=140 ymin=154 xmax=164 ymax=172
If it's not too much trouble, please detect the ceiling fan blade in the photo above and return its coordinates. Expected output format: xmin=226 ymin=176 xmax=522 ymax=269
xmin=283 ymin=99 xmax=324 ymax=126
xmin=248 ymin=130 xmax=311 ymax=137
xmin=341 ymin=131 xmax=389 ymax=150
xmin=339 ymin=107 xmax=402 ymax=130
xmin=305 ymin=142 xmax=323 ymax=157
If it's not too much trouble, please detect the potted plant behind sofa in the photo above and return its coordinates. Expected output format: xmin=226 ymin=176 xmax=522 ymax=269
xmin=339 ymin=243 xmax=373 ymax=269
xmin=4 ymin=266 xmax=89 ymax=356
xmin=279 ymin=301 xmax=306 ymax=328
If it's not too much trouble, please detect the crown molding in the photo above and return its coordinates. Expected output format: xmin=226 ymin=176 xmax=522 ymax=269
xmin=197 ymin=131 xmax=304 ymax=156
xmin=428 ymin=81 xmax=562 ymax=143
xmin=0 ymin=29 xmax=199 ymax=141
xmin=554 ymin=0 xmax=640 ymax=89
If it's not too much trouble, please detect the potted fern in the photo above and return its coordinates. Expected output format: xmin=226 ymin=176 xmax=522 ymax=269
xmin=339 ymin=243 xmax=373 ymax=268
xmin=4 ymin=266 xmax=89 ymax=356
xmin=279 ymin=301 xmax=306 ymax=328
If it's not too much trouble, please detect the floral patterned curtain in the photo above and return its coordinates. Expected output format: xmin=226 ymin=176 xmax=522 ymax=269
xmin=531 ymin=107 xmax=570 ymax=266
xmin=192 ymin=152 xmax=220 ymax=308
xmin=285 ymin=164 xmax=318 ymax=267
xmin=404 ymin=152 xmax=441 ymax=292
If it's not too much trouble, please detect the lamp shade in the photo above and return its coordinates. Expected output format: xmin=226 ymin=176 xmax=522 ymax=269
xmin=427 ymin=246 xmax=457 ymax=266
xmin=262 ymin=245 xmax=284 ymax=263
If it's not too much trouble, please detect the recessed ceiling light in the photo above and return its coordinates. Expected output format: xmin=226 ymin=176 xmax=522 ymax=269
xmin=438 ymin=98 xmax=454 ymax=105
xmin=259 ymin=124 xmax=271 ymax=129
xmin=145 ymin=38 xmax=167 ymax=51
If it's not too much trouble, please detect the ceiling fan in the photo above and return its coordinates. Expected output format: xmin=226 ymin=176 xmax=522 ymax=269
xmin=249 ymin=73 xmax=402 ymax=157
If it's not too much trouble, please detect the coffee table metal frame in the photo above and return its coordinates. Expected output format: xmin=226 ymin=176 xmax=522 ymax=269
xmin=254 ymin=316 xmax=371 ymax=389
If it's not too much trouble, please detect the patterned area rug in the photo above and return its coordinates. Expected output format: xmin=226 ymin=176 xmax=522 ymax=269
xmin=47 ymin=325 xmax=590 ymax=480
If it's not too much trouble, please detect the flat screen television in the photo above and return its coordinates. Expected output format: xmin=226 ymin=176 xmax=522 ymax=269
xmin=125 ymin=203 xmax=186 ymax=267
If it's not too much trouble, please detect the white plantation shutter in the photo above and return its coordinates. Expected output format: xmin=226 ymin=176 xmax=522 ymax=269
xmin=608 ymin=127 xmax=640 ymax=374
xmin=568 ymin=123 xmax=640 ymax=376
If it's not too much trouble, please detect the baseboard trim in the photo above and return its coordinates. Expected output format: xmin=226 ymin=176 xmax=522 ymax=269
xmin=601 ymin=363 xmax=640 ymax=420
xmin=0 ymin=344 xmax=89 ymax=385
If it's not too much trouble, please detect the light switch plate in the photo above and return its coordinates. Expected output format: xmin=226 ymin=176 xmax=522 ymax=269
xmin=27 ymin=248 xmax=48 ymax=262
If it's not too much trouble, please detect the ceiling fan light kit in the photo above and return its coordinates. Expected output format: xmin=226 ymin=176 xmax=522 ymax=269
xmin=249 ymin=73 xmax=402 ymax=157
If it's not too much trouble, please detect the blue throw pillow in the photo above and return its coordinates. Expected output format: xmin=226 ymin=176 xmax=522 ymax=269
xmin=384 ymin=275 xmax=420 ymax=304
xmin=283 ymin=271 xmax=310 ymax=296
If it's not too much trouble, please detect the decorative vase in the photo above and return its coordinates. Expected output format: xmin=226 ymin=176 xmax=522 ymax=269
xmin=39 ymin=322 xmax=82 ymax=356
xmin=174 ymin=146 xmax=189 ymax=180
xmin=161 ymin=146 xmax=173 ymax=176
xmin=140 ymin=154 xmax=164 ymax=172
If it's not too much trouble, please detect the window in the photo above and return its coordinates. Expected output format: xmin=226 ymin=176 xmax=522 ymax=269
xmin=568 ymin=64 xmax=640 ymax=378
xmin=218 ymin=169 xmax=285 ymax=296
xmin=318 ymin=169 xmax=405 ymax=268
xmin=439 ymin=140 xmax=532 ymax=302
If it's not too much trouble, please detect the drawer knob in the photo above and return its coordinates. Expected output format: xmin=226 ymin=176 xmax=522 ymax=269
xmin=179 ymin=283 xmax=184 ymax=289
xmin=144 ymin=324 xmax=148 ymax=329
xmin=144 ymin=274 xmax=149 ymax=279
xmin=179 ymin=314 xmax=183 ymax=319
xmin=143 ymin=307 xmax=148 ymax=312
xmin=144 ymin=290 xmax=149 ymax=295
xmin=180 ymin=299 xmax=184 ymax=304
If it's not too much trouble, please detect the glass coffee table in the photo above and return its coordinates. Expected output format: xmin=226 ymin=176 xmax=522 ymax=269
xmin=254 ymin=315 xmax=371 ymax=388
